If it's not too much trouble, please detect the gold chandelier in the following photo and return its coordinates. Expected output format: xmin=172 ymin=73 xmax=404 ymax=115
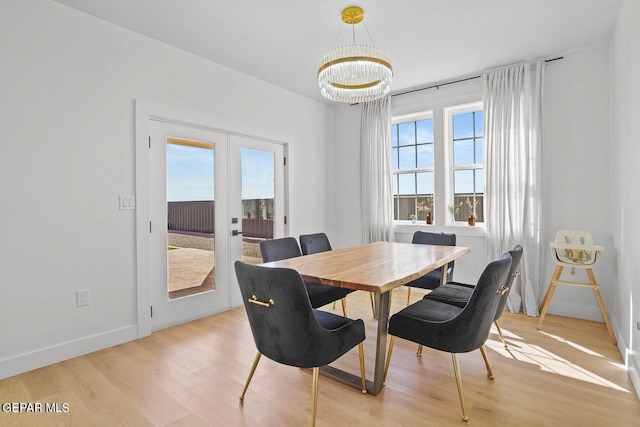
xmin=318 ymin=6 xmax=393 ymax=103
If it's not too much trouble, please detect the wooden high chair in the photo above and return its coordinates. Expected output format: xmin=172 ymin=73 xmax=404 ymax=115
xmin=537 ymin=230 xmax=616 ymax=344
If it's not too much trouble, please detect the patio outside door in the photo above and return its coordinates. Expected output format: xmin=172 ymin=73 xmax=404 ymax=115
xmin=148 ymin=120 xmax=285 ymax=330
xmin=227 ymin=135 xmax=285 ymax=307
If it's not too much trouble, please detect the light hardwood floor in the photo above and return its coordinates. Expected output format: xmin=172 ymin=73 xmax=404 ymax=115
xmin=2 ymin=288 xmax=639 ymax=426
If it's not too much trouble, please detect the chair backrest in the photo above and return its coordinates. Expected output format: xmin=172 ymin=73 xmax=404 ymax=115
xmin=555 ymin=229 xmax=594 ymax=246
xmin=494 ymin=245 xmax=524 ymax=321
xmin=234 ymin=261 xmax=359 ymax=367
xmin=260 ymin=237 xmax=302 ymax=262
xmin=553 ymin=229 xmax=597 ymax=265
xmin=444 ymin=252 xmax=512 ymax=353
xmin=411 ymin=231 xmax=457 ymax=276
xmin=411 ymin=231 xmax=456 ymax=246
xmin=300 ymin=233 xmax=332 ymax=255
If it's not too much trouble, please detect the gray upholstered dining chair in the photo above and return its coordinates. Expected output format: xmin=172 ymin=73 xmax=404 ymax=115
xmin=299 ymin=233 xmax=374 ymax=315
xmin=423 ymin=245 xmax=523 ymax=349
xmin=260 ymin=237 xmax=351 ymax=315
xmin=235 ymin=261 xmax=366 ymax=427
xmin=404 ymin=231 xmax=457 ymax=304
xmin=299 ymin=232 xmax=333 ymax=256
xmin=384 ymin=253 xmax=512 ymax=423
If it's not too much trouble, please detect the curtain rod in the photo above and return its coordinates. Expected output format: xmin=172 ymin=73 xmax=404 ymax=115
xmin=391 ymin=56 xmax=563 ymax=98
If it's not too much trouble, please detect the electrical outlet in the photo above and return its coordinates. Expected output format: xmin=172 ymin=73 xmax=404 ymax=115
xmin=77 ymin=290 xmax=89 ymax=307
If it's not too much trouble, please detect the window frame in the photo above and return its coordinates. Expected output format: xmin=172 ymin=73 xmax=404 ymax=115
xmin=391 ymin=110 xmax=435 ymax=223
xmin=391 ymin=101 xmax=485 ymax=230
xmin=444 ymin=101 xmax=485 ymax=226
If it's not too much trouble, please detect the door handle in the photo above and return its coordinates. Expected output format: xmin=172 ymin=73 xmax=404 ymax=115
xmin=232 ymin=230 xmax=244 ymax=236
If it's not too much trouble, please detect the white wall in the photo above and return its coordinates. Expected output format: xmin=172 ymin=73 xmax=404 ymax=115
xmin=330 ymin=45 xmax=615 ymax=316
xmin=610 ymin=0 xmax=640 ymax=396
xmin=542 ymin=44 xmax=614 ymax=322
xmin=328 ymin=104 xmax=363 ymax=249
xmin=0 ymin=0 xmax=331 ymax=379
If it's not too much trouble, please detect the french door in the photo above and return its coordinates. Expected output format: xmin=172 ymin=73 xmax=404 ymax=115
xmin=148 ymin=120 xmax=285 ymax=330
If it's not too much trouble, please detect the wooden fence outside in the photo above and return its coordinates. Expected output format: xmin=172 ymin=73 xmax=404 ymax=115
xmin=168 ymin=199 xmax=273 ymax=239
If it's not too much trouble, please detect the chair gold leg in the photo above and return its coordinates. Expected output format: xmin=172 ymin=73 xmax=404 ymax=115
xmin=383 ymin=336 xmax=396 ymax=385
xmin=494 ymin=321 xmax=508 ymax=349
xmin=416 ymin=344 xmax=423 ymax=357
xmin=479 ymin=345 xmax=495 ymax=380
xmin=239 ymin=352 xmax=262 ymax=401
xmin=311 ymin=367 xmax=319 ymax=427
xmin=587 ymin=268 xmax=617 ymax=345
xmin=358 ymin=342 xmax=367 ymax=394
xmin=451 ymin=353 xmax=469 ymax=422
xmin=406 ymin=287 xmax=411 ymax=305
xmin=341 ymin=298 xmax=348 ymax=317
xmin=369 ymin=292 xmax=376 ymax=317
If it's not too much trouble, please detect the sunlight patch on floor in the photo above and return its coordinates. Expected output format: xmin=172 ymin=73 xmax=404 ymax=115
xmin=538 ymin=330 xmax=604 ymax=357
xmin=486 ymin=326 xmax=629 ymax=393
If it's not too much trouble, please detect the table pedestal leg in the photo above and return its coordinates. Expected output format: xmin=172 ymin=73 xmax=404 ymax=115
xmin=370 ymin=291 xmax=390 ymax=395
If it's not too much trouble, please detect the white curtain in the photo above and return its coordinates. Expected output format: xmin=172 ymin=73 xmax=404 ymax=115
xmin=361 ymin=94 xmax=394 ymax=243
xmin=483 ymin=61 xmax=544 ymax=317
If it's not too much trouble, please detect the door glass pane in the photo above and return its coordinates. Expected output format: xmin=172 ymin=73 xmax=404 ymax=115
xmin=166 ymin=138 xmax=215 ymax=299
xmin=241 ymin=148 xmax=275 ymax=264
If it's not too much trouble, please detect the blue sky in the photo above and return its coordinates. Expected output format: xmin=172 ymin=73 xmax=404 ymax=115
xmin=166 ymin=145 xmax=274 ymax=201
xmin=240 ymin=148 xmax=275 ymax=200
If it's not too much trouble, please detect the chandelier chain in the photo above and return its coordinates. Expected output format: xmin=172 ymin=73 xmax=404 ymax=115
xmin=332 ymin=22 xmax=344 ymax=49
xmin=363 ymin=22 xmax=376 ymax=46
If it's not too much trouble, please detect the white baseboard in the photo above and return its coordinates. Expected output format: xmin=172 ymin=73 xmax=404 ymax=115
xmin=628 ymin=355 xmax=640 ymax=400
xmin=618 ymin=328 xmax=640 ymax=400
xmin=545 ymin=300 xmax=609 ymax=322
xmin=0 ymin=325 xmax=138 ymax=380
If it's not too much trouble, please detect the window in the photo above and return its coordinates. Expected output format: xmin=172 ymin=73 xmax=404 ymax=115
xmin=391 ymin=113 xmax=434 ymax=221
xmin=447 ymin=103 xmax=484 ymax=223
xmin=392 ymin=102 xmax=484 ymax=225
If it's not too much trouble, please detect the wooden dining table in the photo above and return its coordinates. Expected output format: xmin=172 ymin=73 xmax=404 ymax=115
xmin=259 ymin=240 xmax=470 ymax=395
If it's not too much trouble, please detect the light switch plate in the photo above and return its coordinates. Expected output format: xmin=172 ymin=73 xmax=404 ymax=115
xmin=119 ymin=195 xmax=136 ymax=210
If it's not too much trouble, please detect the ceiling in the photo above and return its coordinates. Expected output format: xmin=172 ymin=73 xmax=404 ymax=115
xmin=53 ymin=0 xmax=621 ymax=104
